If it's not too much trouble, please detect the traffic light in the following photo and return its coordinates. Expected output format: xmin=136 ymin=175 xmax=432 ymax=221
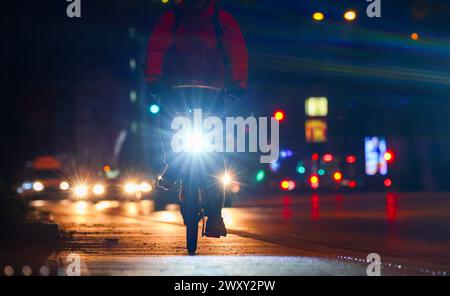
xmin=296 ymin=164 xmax=306 ymax=174
xmin=384 ymin=178 xmax=392 ymax=187
xmin=149 ymin=104 xmax=160 ymax=115
xmin=345 ymin=155 xmax=357 ymax=164
xmin=348 ymin=180 xmax=357 ymax=189
xmin=333 ymin=171 xmax=343 ymax=182
xmin=255 ymin=170 xmax=265 ymax=182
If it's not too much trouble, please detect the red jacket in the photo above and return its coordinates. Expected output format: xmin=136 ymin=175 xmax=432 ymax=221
xmin=145 ymin=0 xmax=248 ymax=90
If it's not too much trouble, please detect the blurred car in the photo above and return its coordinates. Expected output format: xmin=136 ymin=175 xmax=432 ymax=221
xmin=18 ymin=170 xmax=156 ymax=201
xmin=17 ymin=169 xmax=71 ymax=200
xmin=97 ymin=176 xmax=155 ymax=202
xmin=91 ymin=166 xmax=156 ymax=202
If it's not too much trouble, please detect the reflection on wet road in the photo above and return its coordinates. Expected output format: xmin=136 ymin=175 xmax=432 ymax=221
xmin=31 ymin=191 xmax=450 ymax=275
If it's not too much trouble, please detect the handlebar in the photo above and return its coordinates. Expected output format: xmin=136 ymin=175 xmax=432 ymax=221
xmin=171 ymin=84 xmax=222 ymax=91
xmin=171 ymin=84 xmax=239 ymax=101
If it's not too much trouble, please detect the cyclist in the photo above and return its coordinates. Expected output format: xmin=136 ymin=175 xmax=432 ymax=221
xmin=145 ymin=0 xmax=248 ymax=237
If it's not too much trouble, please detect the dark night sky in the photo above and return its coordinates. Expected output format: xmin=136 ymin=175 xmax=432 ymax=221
xmin=3 ymin=0 xmax=450 ymax=188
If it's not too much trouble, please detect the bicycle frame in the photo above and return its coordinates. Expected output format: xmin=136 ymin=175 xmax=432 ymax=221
xmin=155 ymin=85 xmax=231 ymax=255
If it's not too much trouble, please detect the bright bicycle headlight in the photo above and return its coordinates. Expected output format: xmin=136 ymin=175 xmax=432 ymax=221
xmin=219 ymin=171 xmax=240 ymax=193
xmin=184 ymin=131 xmax=207 ymax=153
xmin=222 ymin=173 xmax=232 ymax=187
xmin=220 ymin=171 xmax=235 ymax=188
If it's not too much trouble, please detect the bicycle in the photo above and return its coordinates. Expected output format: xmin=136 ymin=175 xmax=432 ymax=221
xmin=155 ymin=84 xmax=236 ymax=255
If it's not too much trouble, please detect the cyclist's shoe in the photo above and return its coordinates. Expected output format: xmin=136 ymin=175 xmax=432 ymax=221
xmin=205 ymin=216 xmax=227 ymax=238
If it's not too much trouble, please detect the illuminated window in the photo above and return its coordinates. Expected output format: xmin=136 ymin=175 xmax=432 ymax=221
xmin=305 ymin=119 xmax=327 ymax=143
xmin=129 ymin=58 xmax=137 ymax=70
xmin=305 ymin=97 xmax=328 ymax=117
xmin=131 ymin=122 xmax=139 ymax=133
xmin=129 ymin=90 xmax=137 ymax=102
xmin=364 ymin=137 xmax=388 ymax=176
xmin=128 ymin=27 xmax=136 ymax=39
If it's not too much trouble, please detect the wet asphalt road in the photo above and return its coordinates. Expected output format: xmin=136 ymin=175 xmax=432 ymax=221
xmin=27 ymin=192 xmax=450 ymax=276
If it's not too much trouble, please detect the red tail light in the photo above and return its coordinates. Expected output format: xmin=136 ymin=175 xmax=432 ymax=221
xmin=345 ymin=155 xmax=357 ymax=164
xmin=280 ymin=180 xmax=296 ymax=191
xmin=384 ymin=178 xmax=392 ymax=187
xmin=323 ymin=154 xmax=333 ymax=162
xmin=309 ymin=175 xmax=319 ymax=189
xmin=280 ymin=180 xmax=290 ymax=190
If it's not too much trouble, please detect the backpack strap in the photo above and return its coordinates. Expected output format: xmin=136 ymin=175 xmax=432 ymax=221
xmin=171 ymin=3 xmax=230 ymax=79
xmin=211 ymin=3 xmax=223 ymax=41
xmin=172 ymin=5 xmax=182 ymax=35
xmin=212 ymin=4 xmax=231 ymax=80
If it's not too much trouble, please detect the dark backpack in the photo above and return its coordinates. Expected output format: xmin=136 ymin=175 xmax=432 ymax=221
xmin=171 ymin=4 xmax=229 ymax=69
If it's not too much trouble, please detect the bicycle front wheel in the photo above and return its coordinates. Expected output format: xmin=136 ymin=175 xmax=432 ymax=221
xmin=186 ymin=221 xmax=199 ymax=255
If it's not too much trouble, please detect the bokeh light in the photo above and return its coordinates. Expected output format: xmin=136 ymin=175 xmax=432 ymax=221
xmin=312 ymin=12 xmax=324 ymax=21
xmin=344 ymin=10 xmax=357 ymax=21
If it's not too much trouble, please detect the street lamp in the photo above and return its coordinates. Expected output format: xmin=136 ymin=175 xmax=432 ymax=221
xmin=274 ymin=110 xmax=285 ymax=122
xmin=312 ymin=12 xmax=325 ymax=22
xmin=344 ymin=10 xmax=357 ymax=22
xmin=411 ymin=33 xmax=419 ymax=41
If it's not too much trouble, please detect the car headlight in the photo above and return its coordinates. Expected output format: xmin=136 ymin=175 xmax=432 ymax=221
xmin=139 ymin=182 xmax=152 ymax=193
xmin=92 ymin=184 xmax=106 ymax=196
xmin=73 ymin=184 xmax=88 ymax=198
xmin=33 ymin=181 xmax=44 ymax=192
xmin=60 ymin=181 xmax=70 ymax=191
xmin=124 ymin=182 xmax=138 ymax=194
xmin=22 ymin=182 xmax=33 ymax=190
